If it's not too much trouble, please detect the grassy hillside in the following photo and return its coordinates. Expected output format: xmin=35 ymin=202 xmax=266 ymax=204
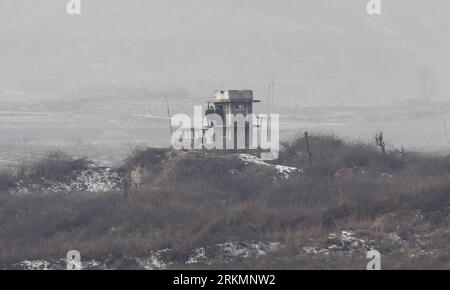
xmin=0 ymin=134 xmax=449 ymax=269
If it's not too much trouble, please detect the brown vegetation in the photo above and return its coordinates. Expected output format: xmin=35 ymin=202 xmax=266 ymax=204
xmin=0 ymin=134 xmax=449 ymax=269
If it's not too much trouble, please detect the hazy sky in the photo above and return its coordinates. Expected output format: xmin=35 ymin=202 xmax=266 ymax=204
xmin=1 ymin=0 xmax=449 ymax=106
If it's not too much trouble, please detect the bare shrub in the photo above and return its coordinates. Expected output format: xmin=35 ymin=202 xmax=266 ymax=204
xmin=22 ymin=151 xmax=92 ymax=182
xmin=278 ymin=134 xmax=406 ymax=175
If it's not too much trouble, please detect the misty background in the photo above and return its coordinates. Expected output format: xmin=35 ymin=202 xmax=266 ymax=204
xmin=1 ymin=0 xmax=450 ymax=165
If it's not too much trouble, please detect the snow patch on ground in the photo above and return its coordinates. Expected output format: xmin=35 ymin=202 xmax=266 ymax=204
xmin=13 ymin=258 xmax=106 ymax=270
xmin=11 ymin=241 xmax=281 ymax=270
xmin=136 ymin=249 xmax=172 ymax=270
xmin=186 ymin=247 xmax=207 ymax=265
xmin=216 ymin=241 xmax=281 ymax=261
xmin=15 ymin=260 xmax=51 ymax=270
xmin=301 ymin=230 xmax=438 ymax=260
xmin=327 ymin=231 xmax=370 ymax=251
xmin=237 ymin=154 xmax=301 ymax=179
xmin=302 ymin=247 xmax=331 ymax=255
xmin=10 ymin=168 xmax=122 ymax=194
xmin=387 ymin=232 xmax=403 ymax=244
xmin=303 ymin=231 xmax=374 ymax=256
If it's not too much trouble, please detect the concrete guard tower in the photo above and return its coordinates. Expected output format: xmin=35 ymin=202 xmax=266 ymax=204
xmin=205 ymin=90 xmax=260 ymax=149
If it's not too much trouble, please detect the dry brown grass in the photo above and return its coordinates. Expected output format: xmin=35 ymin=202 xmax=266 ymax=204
xmin=0 ymin=135 xmax=449 ymax=269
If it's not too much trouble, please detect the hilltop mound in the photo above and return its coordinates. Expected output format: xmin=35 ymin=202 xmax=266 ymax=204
xmin=124 ymin=149 xmax=301 ymax=192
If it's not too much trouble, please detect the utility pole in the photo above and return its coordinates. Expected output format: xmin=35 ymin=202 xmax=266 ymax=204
xmin=165 ymin=94 xmax=173 ymax=136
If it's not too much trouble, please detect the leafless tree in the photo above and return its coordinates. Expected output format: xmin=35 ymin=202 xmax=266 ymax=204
xmin=375 ymin=132 xmax=386 ymax=155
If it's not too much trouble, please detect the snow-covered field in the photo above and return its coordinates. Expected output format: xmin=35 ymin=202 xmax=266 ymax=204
xmin=2 ymin=98 xmax=450 ymax=170
xmin=10 ymin=168 xmax=122 ymax=195
xmin=11 ymin=241 xmax=281 ymax=270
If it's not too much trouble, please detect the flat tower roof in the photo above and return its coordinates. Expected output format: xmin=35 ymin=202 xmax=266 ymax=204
xmin=212 ymin=90 xmax=260 ymax=102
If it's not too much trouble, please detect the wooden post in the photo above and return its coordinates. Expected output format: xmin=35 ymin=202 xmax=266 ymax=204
xmin=304 ymin=131 xmax=312 ymax=168
xmin=395 ymin=145 xmax=407 ymax=160
xmin=375 ymin=132 xmax=386 ymax=154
